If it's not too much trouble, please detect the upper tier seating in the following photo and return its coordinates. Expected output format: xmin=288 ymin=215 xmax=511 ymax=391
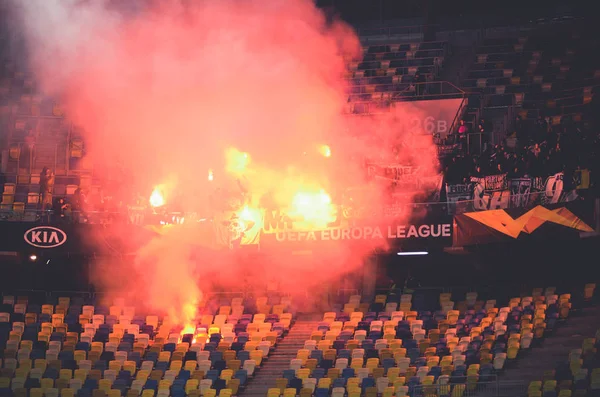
xmin=344 ymin=41 xmax=448 ymax=107
xmin=460 ymin=23 xmax=599 ymax=135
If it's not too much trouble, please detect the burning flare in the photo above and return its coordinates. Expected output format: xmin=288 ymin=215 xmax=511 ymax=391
xmin=149 ymin=187 xmax=165 ymax=208
xmin=319 ymin=144 xmax=331 ymax=158
xmin=289 ymin=189 xmax=336 ymax=229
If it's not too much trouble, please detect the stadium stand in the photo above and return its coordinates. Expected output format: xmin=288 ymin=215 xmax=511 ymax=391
xmin=242 ymin=287 xmax=584 ymax=397
xmin=0 ymin=8 xmax=599 ymax=397
xmin=1 ymin=17 xmax=599 ymax=219
xmin=345 ymin=40 xmax=447 ymax=102
xmin=456 ymin=20 xmax=600 ymax=145
xmin=0 ymin=294 xmax=294 ymax=397
xmin=523 ymin=284 xmax=600 ymax=397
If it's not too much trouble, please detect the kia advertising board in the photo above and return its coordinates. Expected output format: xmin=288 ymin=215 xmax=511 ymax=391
xmin=0 ymin=223 xmax=79 ymax=256
xmin=24 ymin=226 xmax=68 ymax=248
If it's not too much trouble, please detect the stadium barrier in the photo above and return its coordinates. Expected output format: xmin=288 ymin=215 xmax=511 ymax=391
xmin=411 ymin=377 xmax=529 ymax=397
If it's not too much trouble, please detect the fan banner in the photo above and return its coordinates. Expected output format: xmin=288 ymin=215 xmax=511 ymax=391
xmin=444 ymin=171 xmax=586 ymax=214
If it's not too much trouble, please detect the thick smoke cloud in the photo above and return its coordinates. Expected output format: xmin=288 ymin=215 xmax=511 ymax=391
xmin=11 ymin=0 xmax=439 ymax=326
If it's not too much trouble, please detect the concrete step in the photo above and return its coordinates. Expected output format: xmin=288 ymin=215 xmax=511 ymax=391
xmin=239 ymin=320 xmax=320 ymax=397
xmin=498 ymin=305 xmax=600 ymax=386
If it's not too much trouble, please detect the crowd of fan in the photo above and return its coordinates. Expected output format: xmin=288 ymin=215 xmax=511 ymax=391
xmin=6 ymin=113 xmax=595 ymax=225
xmin=444 ymin=116 xmax=599 ymax=185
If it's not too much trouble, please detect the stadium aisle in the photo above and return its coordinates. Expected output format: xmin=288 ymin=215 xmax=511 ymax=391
xmin=499 ymin=305 xmax=600 ymax=384
xmin=241 ymin=316 xmax=321 ymax=397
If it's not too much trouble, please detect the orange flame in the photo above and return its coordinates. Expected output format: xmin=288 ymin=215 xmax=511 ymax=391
xmin=226 ymin=148 xmax=250 ymax=175
xmin=181 ymin=324 xmax=196 ymax=336
xmin=318 ymin=144 xmax=331 ymax=158
xmin=149 ymin=187 xmax=165 ymax=208
xmin=289 ymin=189 xmax=336 ymax=229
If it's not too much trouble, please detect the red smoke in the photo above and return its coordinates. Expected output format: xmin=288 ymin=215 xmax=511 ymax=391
xmin=11 ymin=0 xmax=440 ymax=326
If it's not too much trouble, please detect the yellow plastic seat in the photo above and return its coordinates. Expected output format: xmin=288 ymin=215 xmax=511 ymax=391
xmin=40 ymin=378 xmax=55 ymax=390
xmin=267 ymin=388 xmax=281 ymax=397
xmin=98 ymin=379 xmax=112 ymax=392
xmin=296 ymin=368 xmax=310 ymax=379
xmin=283 ymin=388 xmax=296 ymax=397
xmin=61 ymin=389 xmax=75 ymax=397
xmin=220 ymin=369 xmax=233 ymax=381
xmin=59 ymin=369 xmax=73 ymax=380
xmin=318 ymin=378 xmax=331 ymax=389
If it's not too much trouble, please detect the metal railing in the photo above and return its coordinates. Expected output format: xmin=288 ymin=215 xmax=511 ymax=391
xmin=2 ymin=289 xmax=285 ymax=303
xmin=355 ymin=42 xmax=447 ymax=58
xmin=466 ymin=132 xmax=485 ymax=155
xmin=0 ymin=208 xmax=198 ymax=224
xmin=412 ymin=378 xmax=528 ymax=397
xmin=0 ymin=185 xmax=588 ymax=225
xmin=357 ymin=25 xmax=428 ymax=42
xmin=392 ymin=81 xmax=465 ymax=101
xmin=345 ymin=81 xmax=465 ymax=114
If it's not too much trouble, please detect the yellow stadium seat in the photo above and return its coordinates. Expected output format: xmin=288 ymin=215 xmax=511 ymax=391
xmin=61 ymin=389 xmax=75 ymax=397
xmin=185 ymin=379 xmax=199 ymax=393
xmin=59 ymin=369 xmax=72 ymax=380
xmin=318 ymin=378 xmax=331 ymax=389
xmin=98 ymin=379 xmax=112 ymax=392
xmin=296 ymin=369 xmax=310 ymax=379
xmin=226 ymin=379 xmax=240 ymax=395
xmin=158 ymin=380 xmax=172 ymax=390
xmin=283 ymin=389 xmax=296 ymax=397
xmin=40 ymin=378 xmax=55 ymax=390
xmin=184 ymin=360 xmax=197 ymax=372
xmin=220 ymin=369 xmax=233 ymax=381
xmin=543 ymin=380 xmax=557 ymax=392
xmin=249 ymin=350 xmax=263 ymax=366
xmin=158 ymin=351 xmax=171 ymax=362
xmin=327 ymin=368 xmax=340 ymax=379
xmin=299 ymin=389 xmax=311 ymax=397
xmin=267 ymin=388 xmax=281 ymax=397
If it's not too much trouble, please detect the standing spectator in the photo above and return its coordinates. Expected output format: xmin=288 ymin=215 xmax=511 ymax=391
xmin=42 ymin=168 xmax=55 ymax=210
xmin=454 ymin=119 xmax=469 ymax=145
xmin=52 ymin=197 xmax=68 ymax=222
xmin=458 ymin=119 xmax=469 ymax=135
xmin=72 ymin=187 xmax=88 ymax=223
xmin=39 ymin=166 xmax=48 ymax=203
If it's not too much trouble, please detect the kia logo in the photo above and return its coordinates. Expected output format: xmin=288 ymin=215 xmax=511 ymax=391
xmin=24 ymin=226 xmax=67 ymax=248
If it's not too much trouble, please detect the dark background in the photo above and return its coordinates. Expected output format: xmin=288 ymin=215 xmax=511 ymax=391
xmin=315 ymin=0 xmax=590 ymax=27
